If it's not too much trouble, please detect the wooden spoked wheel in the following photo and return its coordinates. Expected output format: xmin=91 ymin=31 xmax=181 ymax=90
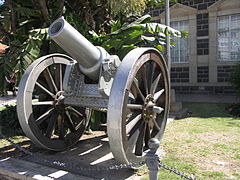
xmin=107 ymin=48 xmax=170 ymax=164
xmin=17 ymin=54 xmax=90 ymax=151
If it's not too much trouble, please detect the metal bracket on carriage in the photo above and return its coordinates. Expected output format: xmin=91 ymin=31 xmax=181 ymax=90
xmin=98 ymin=55 xmax=121 ymax=97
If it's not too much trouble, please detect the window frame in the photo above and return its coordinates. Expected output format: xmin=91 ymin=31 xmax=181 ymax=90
xmin=170 ymin=20 xmax=190 ymax=64
xmin=217 ymin=14 xmax=240 ymax=62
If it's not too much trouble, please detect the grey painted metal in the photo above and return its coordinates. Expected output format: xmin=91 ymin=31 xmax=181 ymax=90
xmin=145 ymin=138 xmax=161 ymax=180
xmin=17 ymin=54 xmax=90 ymax=151
xmin=99 ymin=55 xmax=121 ymax=97
xmin=64 ymin=96 xmax=108 ymax=109
xmin=48 ymin=17 xmax=109 ymax=80
xmin=63 ymin=62 xmax=108 ymax=108
xmin=107 ymin=48 xmax=170 ymax=164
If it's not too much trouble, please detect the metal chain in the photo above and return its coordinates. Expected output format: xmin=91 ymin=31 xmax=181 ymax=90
xmin=158 ymin=160 xmax=196 ymax=180
xmin=0 ymin=132 xmax=196 ymax=179
xmin=0 ymin=133 xmax=33 ymax=156
xmin=42 ymin=158 xmax=145 ymax=171
xmin=0 ymin=132 xmax=144 ymax=171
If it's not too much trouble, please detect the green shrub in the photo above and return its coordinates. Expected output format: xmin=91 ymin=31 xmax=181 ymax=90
xmin=0 ymin=105 xmax=23 ymax=136
xmin=231 ymin=64 xmax=240 ymax=96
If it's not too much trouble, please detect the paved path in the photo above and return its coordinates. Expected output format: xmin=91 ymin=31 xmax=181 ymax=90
xmin=0 ymin=132 xmax=143 ymax=180
xmin=0 ymin=92 xmax=17 ymax=106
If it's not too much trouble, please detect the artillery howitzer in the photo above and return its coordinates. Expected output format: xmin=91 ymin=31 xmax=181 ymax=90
xmin=17 ymin=17 xmax=170 ymax=164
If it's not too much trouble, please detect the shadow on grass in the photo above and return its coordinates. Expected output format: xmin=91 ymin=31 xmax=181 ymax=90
xmin=183 ymin=102 xmax=240 ymax=128
xmin=183 ymin=102 xmax=233 ymax=118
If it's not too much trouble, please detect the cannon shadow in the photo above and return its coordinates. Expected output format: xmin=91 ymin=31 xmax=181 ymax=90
xmin=21 ymin=132 xmax=137 ymax=180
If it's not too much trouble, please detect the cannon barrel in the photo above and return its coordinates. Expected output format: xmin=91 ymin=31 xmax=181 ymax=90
xmin=48 ymin=17 xmax=107 ymax=80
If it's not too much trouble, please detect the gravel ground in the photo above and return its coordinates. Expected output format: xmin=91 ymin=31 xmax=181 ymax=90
xmin=0 ymin=91 xmax=17 ymax=106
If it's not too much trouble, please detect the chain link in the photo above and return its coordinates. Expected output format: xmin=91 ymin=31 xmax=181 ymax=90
xmin=0 ymin=132 xmax=196 ymax=179
xmin=0 ymin=133 xmax=33 ymax=156
xmin=158 ymin=160 xmax=196 ymax=180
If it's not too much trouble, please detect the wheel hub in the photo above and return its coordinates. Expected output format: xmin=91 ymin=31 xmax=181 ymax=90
xmin=143 ymin=94 xmax=156 ymax=123
xmin=53 ymin=91 xmax=65 ymax=111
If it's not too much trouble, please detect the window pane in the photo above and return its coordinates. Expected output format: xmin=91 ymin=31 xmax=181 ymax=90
xmin=218 ymin=14 xmax=240 ymax=61
xmin=170 ymin=20 xmax=189 ymax=63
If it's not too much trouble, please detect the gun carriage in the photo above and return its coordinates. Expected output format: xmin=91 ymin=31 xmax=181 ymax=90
xmin=17 ymin=17 xmax=170 ymax=164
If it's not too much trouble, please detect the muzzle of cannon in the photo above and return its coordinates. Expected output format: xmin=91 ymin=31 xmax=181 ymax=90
xmin=48 ymin=17 xmax=109 ymax=81
xmin=17 ymin=17 xmax=170 ymax=165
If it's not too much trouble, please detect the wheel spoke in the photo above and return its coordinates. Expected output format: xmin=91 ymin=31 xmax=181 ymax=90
xmin=142 ymin=65 xmax=149 ymax=95
xmin=68 ymin=107 xmax=83 ymax=117
xmin=45 ymin=111 xmax=58 ymax=138
xmin=127 ymin=120 xmax=144 ymax=153
xmin=126 ymin=113 xmax=142 ymax=135
xmin=75 ymin=120 xmax=85 ymax=130
xmin=36 ymin=82 xmax=55 ymax=98
xmin=32 ymin=101 xmax=54 ymax=106
xmin=58 ymin=114 xmax=65 ymax=140
xmin=152 ymin=118 xmax=161 ymax=131
xmin=55 ymin=64 xmax=63 ymax=91
xmin=135 ymin=122 xmax=146 ymax=156
xmin=59 ymin=64 xmax=63 ymax=91
xmin=36 ymin=108 xmax=54 ymax=125
xmin=43 ymin=67 xmax=58 ymax=93
xmin=127 ymin=104 xmax=143 ymax=110
xmin=65 ymin=110 xmax=76 ymax=132
xmin=150 ymin=73 xmax=161 ymax=94
xmin=150 ymin=62 xmax=156 ymax=87
xmin=144 ymin=123 xmax=151 ymax=148
xmin=153 ymin=89 xmax=164 ymax=102
xmin=132 ymin=79 xmax=145 ymax=102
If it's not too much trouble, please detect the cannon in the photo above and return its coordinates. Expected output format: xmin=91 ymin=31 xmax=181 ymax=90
xmin=17 ymin=17 xmax=170 ymax=164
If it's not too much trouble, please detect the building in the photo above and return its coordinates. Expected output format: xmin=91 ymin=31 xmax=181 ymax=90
xmin=149 ymin=0 xmax=240 ymax=95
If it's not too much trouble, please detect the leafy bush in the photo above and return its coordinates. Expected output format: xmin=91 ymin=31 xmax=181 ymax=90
xmin=91 ymin=15 xmax=187 ymax=59
xmin=231 ymin=64 xmax=240 ymax=96
xmin=0 ymin=105 xmax=23 ymax=136
xmin=226 ymin=104 xmax=240 ymax=117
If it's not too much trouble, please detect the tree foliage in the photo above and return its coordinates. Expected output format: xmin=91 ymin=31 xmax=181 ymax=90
xmin=231 ymin=64 xmax=240 ymax=96
xmin=0 ymin=0 xmax=180 ymax=94
xmin=91 ymin=15 xmax=186 ymax=59
xmin=110 ymin=0 xmax=177 ymax=15
xmin=0 ymin=0 xmax=110 ymax=93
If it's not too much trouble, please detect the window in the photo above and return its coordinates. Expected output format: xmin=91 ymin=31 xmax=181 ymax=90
xmin=170 ymin=21 xmax=189 ymax=63
xmin=218 ymin=14 xmax=240 ymax=61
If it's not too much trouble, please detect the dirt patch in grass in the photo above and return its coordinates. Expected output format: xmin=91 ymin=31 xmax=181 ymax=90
xmin=193 ymin=131 xmax=239 ymax=177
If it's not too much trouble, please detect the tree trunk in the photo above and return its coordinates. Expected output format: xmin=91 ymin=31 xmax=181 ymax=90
xmin=58 ymin=0 xmax=65 ymax=17
xmin=38 ymin=0 xmax=50 ymax=23
xmin=6 ymin=0 xmax=16 ymax=33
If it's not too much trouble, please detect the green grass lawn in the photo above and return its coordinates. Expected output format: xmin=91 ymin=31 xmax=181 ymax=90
xmin=141 ymin=102 xmax=240 ymax=180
